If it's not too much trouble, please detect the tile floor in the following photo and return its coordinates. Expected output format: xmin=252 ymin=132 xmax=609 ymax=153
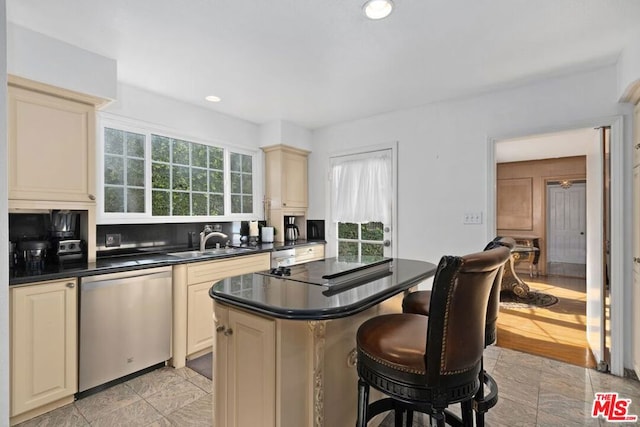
xmin=16 ymin=346 xmax=640 ymax=426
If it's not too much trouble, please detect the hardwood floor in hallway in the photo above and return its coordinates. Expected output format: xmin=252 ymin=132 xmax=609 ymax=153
xmin=496 ymin=274 xmax=597 ymax=369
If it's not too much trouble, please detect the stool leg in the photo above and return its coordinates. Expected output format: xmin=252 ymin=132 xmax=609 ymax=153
xmin=461 ymin=400 xmax=473 ymax=427
xmin=475 ymin=359 xmax=485 ymax=427
xmin=405 ymin=409 xmax=413 ymax=427
xmin=356 ymin=379 xmax=370 ymax=427
xmin=394 ymin=406 xmax=403 ymax=427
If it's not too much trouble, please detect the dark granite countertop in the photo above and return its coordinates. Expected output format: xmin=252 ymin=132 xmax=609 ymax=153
xmin=9 ymin=240 xmax=326 ymax=286
xmin=209 ymin=257 xmax=437 ymax=320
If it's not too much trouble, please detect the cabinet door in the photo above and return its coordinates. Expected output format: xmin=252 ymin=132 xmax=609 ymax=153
xmin=10 ymin=279 xmax=77 ymax=416
xmin=187 ymin=281 xmax=217 ymax=355
xmin=227 ymin=308 xmax=276 ymax=427
xmin=185 ymin=253 xmax=270 ymax=356
xmin=8 ymin=86 xmax=95 ymax=202
xmin=294 ymin=244 xmax=325 ymax=264
xmin=635 ymin=103 xmax=640 ymax=167
xmin=282 ymin=150 xmax=308 ymax=208
xmin=633 ymin=166 xmax=640 ymax=377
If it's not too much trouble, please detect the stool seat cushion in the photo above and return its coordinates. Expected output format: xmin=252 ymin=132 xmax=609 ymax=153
xmin=358 ymin=313 xmax=427 ymax=374
xmin=402 ymin=291 xmax=431 ymax=316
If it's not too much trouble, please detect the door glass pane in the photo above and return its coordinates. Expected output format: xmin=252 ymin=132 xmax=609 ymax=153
xmin=362 ymin=243 xmax=384 ymax=258
xmin=361 ymin=222 xmax=383 ymax=241
xmin=338 ymin=223 xmax=358 ymax=239
xmin=338 ymin=242 xmax=359 ymax=257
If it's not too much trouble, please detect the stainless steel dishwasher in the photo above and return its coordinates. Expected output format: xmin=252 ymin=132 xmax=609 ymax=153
xmin=79 ymin=266 xmax=172 ymax=394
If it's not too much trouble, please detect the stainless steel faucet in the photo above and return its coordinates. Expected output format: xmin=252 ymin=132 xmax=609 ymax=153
xmin=200 ymin=225 xmax=229 ymax=251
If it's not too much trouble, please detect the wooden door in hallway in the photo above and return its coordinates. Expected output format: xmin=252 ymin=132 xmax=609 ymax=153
xmin=547 ymin=182 xmax=586 ymax=264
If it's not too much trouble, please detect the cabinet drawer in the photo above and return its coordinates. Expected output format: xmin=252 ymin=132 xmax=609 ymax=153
xmin=294 ymin=245 xmax=325 ymax=264
xmin=187 ymin=253 xmax=270 ymax=285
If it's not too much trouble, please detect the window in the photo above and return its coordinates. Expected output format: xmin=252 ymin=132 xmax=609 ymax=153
xmin=99 ymin=119 xmax=257 ymax=223
xmin=150 ymin=135 xmax=227 ymax=216
xmin=103 ymin=128 xmax=146 ymax=213
xmin=337 ymin=221 xmax=384 ymax=258
xmin=230 ymin=152 xmax=253 ymax=214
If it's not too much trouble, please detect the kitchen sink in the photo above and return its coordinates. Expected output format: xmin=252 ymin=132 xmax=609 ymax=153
xmin=167 ymin=247 xmax=256 ymax=259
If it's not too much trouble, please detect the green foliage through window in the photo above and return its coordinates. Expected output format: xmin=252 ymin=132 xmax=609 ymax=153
xmin=337 ymin=221 xmax=384 ymax=260
xmin=103 ymin=125 xmax=255 ymax=219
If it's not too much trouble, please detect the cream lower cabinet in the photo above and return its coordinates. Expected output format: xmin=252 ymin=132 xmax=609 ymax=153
xmin=212 ymin=291 xmax=407 ymax=427
xmin=172 ymin=252 xmax=271 ymax=367
xmin=10 ymin=278 xmax=77 ymax=425
xmin=294 ymin=244 xmax=325 ymax=264
xmin=214 ymin=304 xmax=276 ymax=427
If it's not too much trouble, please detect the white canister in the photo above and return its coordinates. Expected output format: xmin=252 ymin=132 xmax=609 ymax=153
xmin=261 ymin=226 xmax=274 ymax=243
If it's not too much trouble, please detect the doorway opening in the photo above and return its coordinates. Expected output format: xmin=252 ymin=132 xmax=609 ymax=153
xmin=492 ymin=126 xmax=612 ymax=370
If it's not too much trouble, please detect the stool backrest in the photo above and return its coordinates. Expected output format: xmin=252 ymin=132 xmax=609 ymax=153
xmin=483 ymin=237 xmax=514 ymax=346
xmin=425 ymin=246 xmax=510 ymax=387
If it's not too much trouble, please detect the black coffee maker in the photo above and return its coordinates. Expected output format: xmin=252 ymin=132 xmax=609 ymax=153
xmin=285 ymin=217 xmax=299 ymax=241
xmin=49 ymin=210 xmax=85 ymax=264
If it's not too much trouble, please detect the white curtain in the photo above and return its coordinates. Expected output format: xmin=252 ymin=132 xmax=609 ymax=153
xmin=331 ymin=152 xmax=391 ymax=224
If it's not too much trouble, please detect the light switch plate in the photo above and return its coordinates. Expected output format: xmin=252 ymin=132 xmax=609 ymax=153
xmin=463 ymin=212 xmax=483 ymax=225
xmin=105 ymin=233 xmax=121 ymax=247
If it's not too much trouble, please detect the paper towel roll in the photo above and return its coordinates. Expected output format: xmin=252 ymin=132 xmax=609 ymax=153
xmin=261 ymin=227 xmax=274 ymax=243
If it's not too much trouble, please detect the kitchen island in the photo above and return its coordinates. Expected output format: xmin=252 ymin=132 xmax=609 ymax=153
xmin=209 ymin=257 xmax=437 ymax=427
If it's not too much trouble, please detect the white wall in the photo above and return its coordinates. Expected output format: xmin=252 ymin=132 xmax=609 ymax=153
xmin=310 ymin=65 xmax=635 ymax=368
xmin=103 ymin=84 xmax=260 ymax=150
xmin=259 ymin=119 xmax=312 ymax=151
xmin=7 ymin=23 xmax=117 ymax=100
xmin=1 ymin=0 xmax=9 ymax=423
xmin=617 ymin=30 xmax=640 ymax=101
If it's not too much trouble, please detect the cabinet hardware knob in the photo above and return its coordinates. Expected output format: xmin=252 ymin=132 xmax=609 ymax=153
xmin=224 ymin=328 xmax=234 ymax=336
xmin=88 ymin=194 xmax=96 ymax=201
xmin=216 ymin=325 xmax=226 ymax=333
xmin=636 ymin=143 xmax=640 ymax=150
xmin=66 ymin=282 xmax=75 ymax=288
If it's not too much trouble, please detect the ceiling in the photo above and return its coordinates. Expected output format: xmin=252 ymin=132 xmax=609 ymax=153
xmin=7 ymin=0 xmax=640 ymax=129
xmin=496 ymin=128 xmax=596 ymax=163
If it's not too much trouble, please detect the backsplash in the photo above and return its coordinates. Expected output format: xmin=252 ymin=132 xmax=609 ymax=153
xmin=96 ymin=222 xmax=236 ymax=255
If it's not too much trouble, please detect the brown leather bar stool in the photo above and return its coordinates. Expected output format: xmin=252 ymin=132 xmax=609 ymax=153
xmin=401 ymin=237 xmax=514 ymax=426
xmin=356 ymin=246 xmax=510 ymax=427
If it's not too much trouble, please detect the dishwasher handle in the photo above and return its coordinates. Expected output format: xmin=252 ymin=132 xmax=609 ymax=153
xmin=80 ymin=266 xmax=172 ymax=284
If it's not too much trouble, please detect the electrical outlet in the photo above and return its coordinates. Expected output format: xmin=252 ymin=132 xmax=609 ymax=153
xmin=105 ymin=233 xmax=121 ymax=247
xmin=463 ymin=212 xmax=483 ymax=225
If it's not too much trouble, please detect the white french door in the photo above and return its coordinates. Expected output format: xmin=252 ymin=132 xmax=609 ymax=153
xmin=547 ymin=182 xmax=587 ymax=264
xmin=330 ymin=145 xmax=396 ymax=259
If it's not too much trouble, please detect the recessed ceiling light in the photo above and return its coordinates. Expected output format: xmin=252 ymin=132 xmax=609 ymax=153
xmin=205 ymin=95 xmax=221 ymax=103
xmin=363 ymin=0 xmax=394 ymax=20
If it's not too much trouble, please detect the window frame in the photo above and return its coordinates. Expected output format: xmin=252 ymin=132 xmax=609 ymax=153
xmin=336 ymin=221 xmax=385 ymax=259
xmin=97 ymin=114 xmax=262 ymax=224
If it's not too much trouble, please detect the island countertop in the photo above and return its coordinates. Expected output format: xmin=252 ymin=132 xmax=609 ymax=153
xmin=209 ymin=257 xmax=437 ymax=320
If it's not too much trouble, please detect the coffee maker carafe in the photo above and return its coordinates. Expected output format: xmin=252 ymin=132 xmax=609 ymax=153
xmin=285 ymin=217 xmax=299 ymax=241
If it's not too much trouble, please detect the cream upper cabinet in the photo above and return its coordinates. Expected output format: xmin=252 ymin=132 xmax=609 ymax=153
xmin=263 ymin=145 xmax=309 ymax=209
xmin=10 ymin=279 xmax=77 ymax=423
xmin=8 ymin=77 xmax=106 ymax=204
xmin=214 ymin=304 xmax=276 ymax=427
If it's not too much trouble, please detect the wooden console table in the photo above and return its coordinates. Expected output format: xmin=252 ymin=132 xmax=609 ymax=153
xmin=501 ymin=238 xmax=540 ymax=297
